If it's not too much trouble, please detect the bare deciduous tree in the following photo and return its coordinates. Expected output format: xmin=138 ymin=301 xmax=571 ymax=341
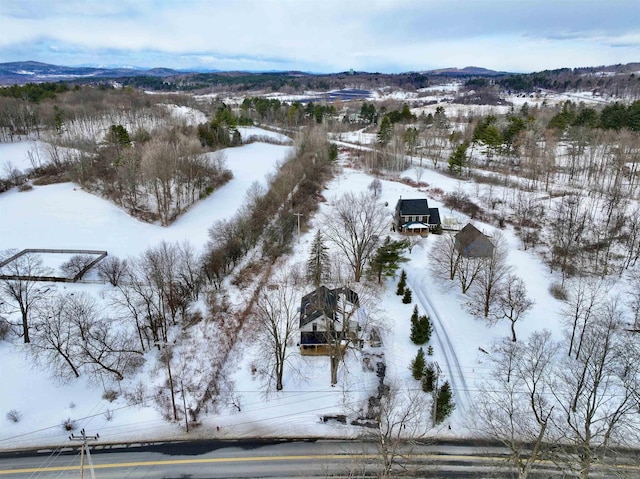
xmin=429 ymin=233 xmax=461 ymax=284
xmin=31 ymin=293 xmax=82 ymax=379
xmin=324 ymin=191 xmax=389 ymax=282
xmin=368 ymin=178 xmax=382 ymax=197
xmin=0 ymin=250 xmax=53 ymax=343
xmin=255 ymin=274 xmax=300 ymax=391
xmin=367 ymin=384 xmax=431 ymax=478
xmin=97 ymin=256 xmax=129 ymax=286
xmin=59 ymin=254 xmax=94 ymax=278
xmin=30 ymin=292 xmax=143 ymax=383
xmin=495 ymin=274 xmax=534 ymax=342
xmin=468 ymin=233 xmax=511 ymax=318
xmin=552 ymin=300 xmax=640 ymax=479
xmin=476 ymin=331 xmax=558 ymax=479
xmin=561 ymin=276 xmax=606 ymax=358
xmin=112 ymin=241 xmax=201 ymax=350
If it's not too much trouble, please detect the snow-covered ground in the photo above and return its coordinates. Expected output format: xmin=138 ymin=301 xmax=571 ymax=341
xmin=0 ymin=127 xmax=580 ymax=451
xmin=161 ymin=103 xmax=208 ymax=125
xmin=0 ymin=140 xmax=44 ymax=174
xmin=237 ymin=126 xmax=292 ymax=143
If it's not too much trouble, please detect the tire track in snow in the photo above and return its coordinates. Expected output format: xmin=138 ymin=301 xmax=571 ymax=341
xmin=406 ymin=267 xmax=472 ymax=411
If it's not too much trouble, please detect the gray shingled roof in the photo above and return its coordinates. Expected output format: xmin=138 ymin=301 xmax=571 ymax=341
xmin=396 ymin=198 xmax=429 ymax=216
xmin=428 ymin=207 xmax=441 ymax=225
xmin=454 ymin=223 xmax=495 ymax=258
xmin=299 ymin=286 xmax=359 ymax=328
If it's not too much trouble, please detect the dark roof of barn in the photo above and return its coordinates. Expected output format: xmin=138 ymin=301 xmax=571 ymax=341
xmin=454 ymin=223 xmax=495 ymax=257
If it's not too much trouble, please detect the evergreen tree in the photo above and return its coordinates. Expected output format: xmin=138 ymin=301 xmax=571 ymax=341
xmin=369 ymin=236 xmax=409 ymax=283
xmin=377 ymin=116 xmax=393 ymax=146
xmin=402 ymin=288 xmax=412 ymax=304
xmin=360 ymin=102 xmax=377 ymax=124
xmin=108 ymin=124 xmax=132 ymax=148
xmin=411 ymin=313 xmax=432 ymax=345
xmin=396 ymin=269 xmax=407 ymax=296
xmin=433 ymin=106 xmax=448 ymax=129
xmin=403 ymin=127 xmax=419 ymax=156
xmin=411 ymin=304 xmax=419 ymax=323
xmin=307 ymin=230 xmax=329 ymax=287
xmin=411 ymin=347 xmax=426 ymax=380
xmin=448 ymin=141 xmax=469 ymax=175
xmin=53 ymin=105 xmax=65 ymax=134
xmin=435 ymin=381 xmax=455 ymax=424
xmin=422 ymin=364 xmax=435 ymax=392
xmin=328 ymin=143 xmax=338 ymax=162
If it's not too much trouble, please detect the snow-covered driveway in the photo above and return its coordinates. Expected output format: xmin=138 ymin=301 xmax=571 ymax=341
xmin=406 ymin=265 xmax=472 ymax=412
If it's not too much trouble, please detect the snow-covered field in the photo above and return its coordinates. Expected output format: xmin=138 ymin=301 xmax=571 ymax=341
xmin=0 ymin=123 xmax=572 ymax=451
xmin=0 ymin=142 xmax=292 ymax=256
xmin=0 ymin=140 xmax=43 ymax=174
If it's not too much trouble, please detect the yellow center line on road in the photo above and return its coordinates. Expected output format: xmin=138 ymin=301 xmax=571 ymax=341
xmin=0 ymin=453 xmax=638 ymax=475
xmin=0 ymin=453 xmax=480 ymax=474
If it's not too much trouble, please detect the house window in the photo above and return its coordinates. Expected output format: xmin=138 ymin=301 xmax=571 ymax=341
xmin=312 ymin=323 xmax=318 ymax=332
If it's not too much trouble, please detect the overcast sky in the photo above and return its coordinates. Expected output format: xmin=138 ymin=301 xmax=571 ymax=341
xmin=1 ymin=0 xmax=638 ymax=73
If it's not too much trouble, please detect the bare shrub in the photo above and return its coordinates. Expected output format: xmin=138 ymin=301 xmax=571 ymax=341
xmin=124 ymin=381 xmax=147 ymax=406
xmin=6 ymin=409 xmax=22 ymax=423
xmin=549 ymin=282 xmax=568 ymax=301
xmin=61 ymin=418 xmax=76 ymax=431
xmin=443 ymin=191 xmax=483 ymax=220
xmin=231 ymin=261 xmax=263 ymax=289
xmin=17 ymin=183 xmax=33 ymax=192
xmin=102 ymin=389 xmax=119 ymax=402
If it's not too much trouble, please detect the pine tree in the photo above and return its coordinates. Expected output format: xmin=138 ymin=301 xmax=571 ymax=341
xmin=307 ymin=230 xmax=329 ymax=287
xmin=402 ymin=288 xmax=412 ymax=304
xmin=396 ymin=269 xmax=407 ymax=296
xmin=422 ymin=364 xmax=435 ymax=392
xmin=411 ymin=347 xmax=426 ymax=380
xmin=377 ymin=116 xmax=392 ymax=146
xmin=370 ymin=236 xmax=409 ymax=283
xmin=411 ymin=304 xmax=419 ymax=323
xmin=411 ymin=314 xmax=433 ymax=345
xmin=448 ymin=141 xmax=469 ymax=175
xmin=435 ymin=381 xmax=455 ymax=424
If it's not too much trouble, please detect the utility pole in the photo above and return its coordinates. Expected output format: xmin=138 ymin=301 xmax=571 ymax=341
xmin=69 ymin=429 xmax=99 ymax=479
xmin=180 ymin=378 xmax=189 ymax=432
xmin=431 ymin=362 xmax=442 ymax=427
xmin=294 ymin=213 xmax=303 ymax=243
xmin=155 ymin=340 xmax=178 ymax=421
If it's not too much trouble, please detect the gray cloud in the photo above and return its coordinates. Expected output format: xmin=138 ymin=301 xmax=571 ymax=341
xmin=1 ymin=0 xmax=638 ymax=72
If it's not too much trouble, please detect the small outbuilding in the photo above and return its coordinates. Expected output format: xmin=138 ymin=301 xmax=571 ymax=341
xmin=454 ymin=223 xmax=495 ymax=258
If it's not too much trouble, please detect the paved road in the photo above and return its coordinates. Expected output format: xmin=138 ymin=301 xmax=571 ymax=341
xmin=0 ymin=439 xmax=597 ymax=478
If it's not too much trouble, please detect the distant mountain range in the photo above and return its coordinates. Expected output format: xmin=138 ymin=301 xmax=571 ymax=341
xmin=0 ymin=61 xmax=512 ymax=85
xmin=0 ymin=61 xmax=185 ymax=85
xmin=423 ymin=66 xmax=510 ymax=76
